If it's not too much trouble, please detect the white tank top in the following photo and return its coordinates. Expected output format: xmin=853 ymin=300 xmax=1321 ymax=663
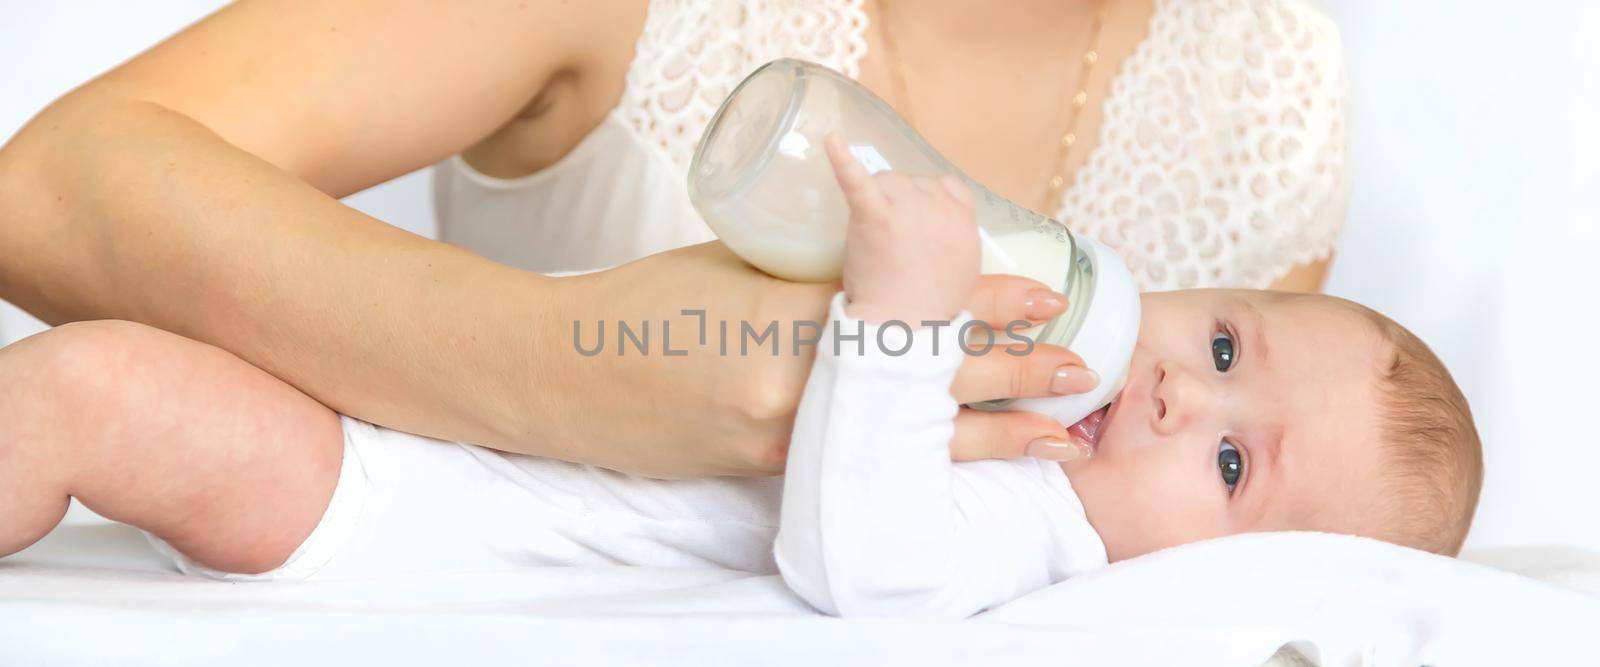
xmin=432 ymin=0 xmax=1350 ymax=290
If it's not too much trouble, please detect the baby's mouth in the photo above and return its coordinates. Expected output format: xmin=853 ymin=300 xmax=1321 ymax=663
xmin=1067 ymin=393 xmax=1119 ymax=453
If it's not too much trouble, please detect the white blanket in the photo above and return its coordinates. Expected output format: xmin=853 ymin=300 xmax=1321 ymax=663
xmin=3 ymin=522 xmax=1597 ymax=666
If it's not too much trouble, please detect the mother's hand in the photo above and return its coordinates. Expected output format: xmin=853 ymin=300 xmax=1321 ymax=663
xmin=559 ymin=241 xmax=1097 ymax=478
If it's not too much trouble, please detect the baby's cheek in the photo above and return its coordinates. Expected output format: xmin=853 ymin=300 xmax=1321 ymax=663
xmin=1100 ymin=473 xmax=1230 ymax=560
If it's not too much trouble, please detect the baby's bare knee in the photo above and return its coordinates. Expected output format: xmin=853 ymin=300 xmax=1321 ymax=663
xmin=0 ymin=321 xmax=171 ymax=517
xmin=2 ymin=320 xmax=183 ymax=422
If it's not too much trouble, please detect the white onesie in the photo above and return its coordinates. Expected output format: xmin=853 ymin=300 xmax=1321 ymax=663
xmin=148 ymin=291 xmax=1108 ymax=618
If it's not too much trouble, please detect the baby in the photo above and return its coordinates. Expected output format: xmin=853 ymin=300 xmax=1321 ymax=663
xmin=0 ymin=138 xmax=1483 ymax=619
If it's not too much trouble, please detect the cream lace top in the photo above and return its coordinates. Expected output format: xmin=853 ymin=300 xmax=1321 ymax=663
xmin=433 ymin=0 xmax=1350 ymax=290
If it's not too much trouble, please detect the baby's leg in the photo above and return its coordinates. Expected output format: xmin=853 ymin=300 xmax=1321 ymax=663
xmin=0 ymin=320 xmax=342 ymax=574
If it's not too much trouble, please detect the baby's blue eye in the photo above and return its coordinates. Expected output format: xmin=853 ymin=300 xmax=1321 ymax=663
xmin=1219 ymin=440 xmax=1242 ymax=491
xmin=1211 ymin=330 xmax=1235 ymax=372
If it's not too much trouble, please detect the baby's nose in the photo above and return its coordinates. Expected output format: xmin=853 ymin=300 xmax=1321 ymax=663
xmin=1153 ymin=365 xmax=1169 ymax=420
xmin=1150 ymin=361 xmax=1214 ymax=435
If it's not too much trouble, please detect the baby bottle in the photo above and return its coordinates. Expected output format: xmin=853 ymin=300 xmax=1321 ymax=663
xmin=687 ymin=58 xmax=1140 ymax=429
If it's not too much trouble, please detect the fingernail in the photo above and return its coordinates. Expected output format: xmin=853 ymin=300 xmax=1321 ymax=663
xmin=1050 ymin=366 xmax=1100 ymax=395
xmin=1023 ymin=289 xmax=1066 ymax=321
xmin=1026 ymin=437 xmax=1094 ymax=462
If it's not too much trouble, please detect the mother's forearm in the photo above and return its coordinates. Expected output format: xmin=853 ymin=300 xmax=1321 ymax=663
xmin=0 ymin=92 xmax=569 ymax=453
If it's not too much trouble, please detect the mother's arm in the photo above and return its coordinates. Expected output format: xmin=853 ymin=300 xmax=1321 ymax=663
xmin=0 ymin=0 xmax=628 ymax=454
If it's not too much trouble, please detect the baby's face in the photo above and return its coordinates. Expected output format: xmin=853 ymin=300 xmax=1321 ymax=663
xmin=1060 ymin=289 xmax=1389 ymax=562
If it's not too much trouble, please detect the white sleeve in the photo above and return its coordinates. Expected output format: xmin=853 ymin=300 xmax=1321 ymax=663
xmin=774 ymin=291 xmax=1091 ymax=619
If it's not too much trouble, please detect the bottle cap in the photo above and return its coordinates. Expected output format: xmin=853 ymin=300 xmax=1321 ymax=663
xmin=1000 ymin=235 xmax=1142 ymax=428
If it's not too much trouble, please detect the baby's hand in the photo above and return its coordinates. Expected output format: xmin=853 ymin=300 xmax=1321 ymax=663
xmin=823 ymin=134 xmax=980 ymax=326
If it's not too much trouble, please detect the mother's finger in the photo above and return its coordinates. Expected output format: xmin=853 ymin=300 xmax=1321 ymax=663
xmin=949 ymin=342 xmax=1097 ymax=404
xmin=949 ymin=408 xmax=1093 ymax=463
xmin=967 ymin=273 xmax=1068 ymax=329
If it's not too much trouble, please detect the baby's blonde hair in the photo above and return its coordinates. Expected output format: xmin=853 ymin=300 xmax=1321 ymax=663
xmin=1336 ymin=298 xmax=1484 ymax=556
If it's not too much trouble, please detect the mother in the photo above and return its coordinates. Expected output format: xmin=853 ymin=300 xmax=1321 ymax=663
xmin=0 ymin=0 xmax=1347 ymax=477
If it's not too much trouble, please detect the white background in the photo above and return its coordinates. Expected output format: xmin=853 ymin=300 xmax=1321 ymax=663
xmin=2 ymin=1 xmax=1596 ymax=552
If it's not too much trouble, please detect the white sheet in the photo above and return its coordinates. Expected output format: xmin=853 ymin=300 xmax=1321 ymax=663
xmin=4 ymin=521 xmax=1597 ymax=666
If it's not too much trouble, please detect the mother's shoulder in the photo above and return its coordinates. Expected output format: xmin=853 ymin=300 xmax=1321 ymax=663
xmin=1155 ymin=0 xmax=1343 ymax=60
xmin=1134 ymin=0 xmax=1348 ymax=114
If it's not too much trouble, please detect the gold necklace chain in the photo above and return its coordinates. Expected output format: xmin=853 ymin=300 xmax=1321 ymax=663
xmin=874 ymin=0 xmax=1107 ymax=214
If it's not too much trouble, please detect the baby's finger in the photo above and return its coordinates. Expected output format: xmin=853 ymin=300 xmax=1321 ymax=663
xmin=911 ymin=176 xmax=944 ymax=198
xmin=870 ymin=169 xmax=918 ymax=205
xmin=823 ymin=134 xmax=886 ymax=211
xmin=938 ymin=174 xmax=974 ymax=209
xmin=950 ymin=342 xmax=1096 ymax=404
xmin=948 ymin=409 xmax=1092 ymax=463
